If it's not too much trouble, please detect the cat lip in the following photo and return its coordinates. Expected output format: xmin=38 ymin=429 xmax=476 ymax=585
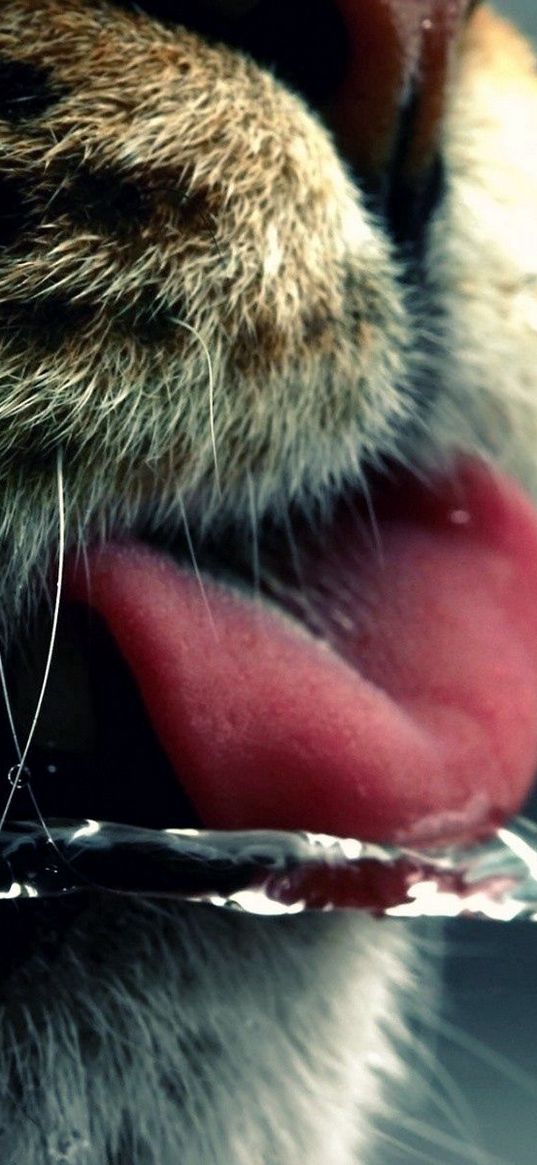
xmin=65 ymin=458 xmax=537 ymax=850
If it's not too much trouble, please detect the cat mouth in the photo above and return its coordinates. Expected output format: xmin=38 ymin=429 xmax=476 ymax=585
xmin=2 ymin=3 xmax=533 ymax=857
xmin=8 ymin=457 xmax=529 ymax=853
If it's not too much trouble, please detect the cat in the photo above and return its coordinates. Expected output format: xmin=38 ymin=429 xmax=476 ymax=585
xmin=0 ymin=2 xmax=537 ymax=1162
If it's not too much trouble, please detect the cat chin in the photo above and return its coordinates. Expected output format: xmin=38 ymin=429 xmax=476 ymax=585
xmin=0 ymin=900 xmax=413 ymax=1165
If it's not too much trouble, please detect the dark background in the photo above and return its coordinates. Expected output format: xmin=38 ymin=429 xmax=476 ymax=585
xmin=379 ymin=5 xmax=537 ymax=1163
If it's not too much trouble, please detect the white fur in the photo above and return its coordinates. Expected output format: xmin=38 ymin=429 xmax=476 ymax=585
xmin=1 ymin=904 xmax=412 ymax=1165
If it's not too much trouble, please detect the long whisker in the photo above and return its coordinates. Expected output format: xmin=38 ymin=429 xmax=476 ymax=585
xmin=247 ymin=473 xmax=260 ymax=600
xmin=374 ymin=1124 xmax=503 ymax=1165
xmin=424 ymin=1012 xmax=537 ymax=1099
xmin=179 ymin=495 xmax=219 ymax=641
xmin=377 ymin=1108 xmax=505 ymax=1165
xmin=0 ymin=649 xmax=21 ymax=762
xmin=359 ymin=470 xmax=385 ymax=569
xmin=176 ymin=320 xmax=221 ymax=499
xmin=0 ymin=448 xmax=65 ymax=832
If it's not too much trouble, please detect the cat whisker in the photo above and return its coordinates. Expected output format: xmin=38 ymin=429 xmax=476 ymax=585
xmin=179 ymin=496 xmax=219 ymax=641
xmin=0 ymin=448 xmax=66 ymax=833
xmin=176 ymin=320 xmax=221 ymax=500
xmin=247 ymin=472 xmax=261 ymax=600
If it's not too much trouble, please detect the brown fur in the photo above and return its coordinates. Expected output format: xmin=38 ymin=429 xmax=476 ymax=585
xmin=0 ymin=0 xmax=411 ymax=618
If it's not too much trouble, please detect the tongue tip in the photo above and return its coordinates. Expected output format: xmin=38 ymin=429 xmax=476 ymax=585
xmin=391 ymin=802 xmax=518 ymax=851
xmin=191 ymin=769 xmax=524 ymax=850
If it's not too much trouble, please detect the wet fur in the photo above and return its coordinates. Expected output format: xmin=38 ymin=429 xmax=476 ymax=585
xmin=0 ymin=3 xmax=536 ymax=1162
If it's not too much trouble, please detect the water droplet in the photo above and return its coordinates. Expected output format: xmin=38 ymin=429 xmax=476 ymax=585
xmin=7 ymin=764 xmax=31 ymax=789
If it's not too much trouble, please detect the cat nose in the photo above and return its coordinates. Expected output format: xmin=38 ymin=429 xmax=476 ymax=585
xmin=327 ymin=0 xmax=474 ymax=238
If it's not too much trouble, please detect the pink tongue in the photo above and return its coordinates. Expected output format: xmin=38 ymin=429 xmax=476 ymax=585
xmin=67 ymin=460 xmax=537 ymax=846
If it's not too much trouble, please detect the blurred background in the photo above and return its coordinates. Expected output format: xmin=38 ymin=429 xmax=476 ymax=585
xmin=377 ymin=5 xmax=537 ymax=1163
xmin=503 ymin=0 xmax=537 ymax=37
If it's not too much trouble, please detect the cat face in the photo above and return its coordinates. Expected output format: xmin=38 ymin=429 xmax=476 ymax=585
xmin=1 ymin=0 xmax=537 ymax=837
xmin=0 ymin=5 xmax=536 ymax=1162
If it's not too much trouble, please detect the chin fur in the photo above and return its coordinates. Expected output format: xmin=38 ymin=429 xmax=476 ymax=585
xmin=0 ymin=902 xmax=413 ymax=1165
